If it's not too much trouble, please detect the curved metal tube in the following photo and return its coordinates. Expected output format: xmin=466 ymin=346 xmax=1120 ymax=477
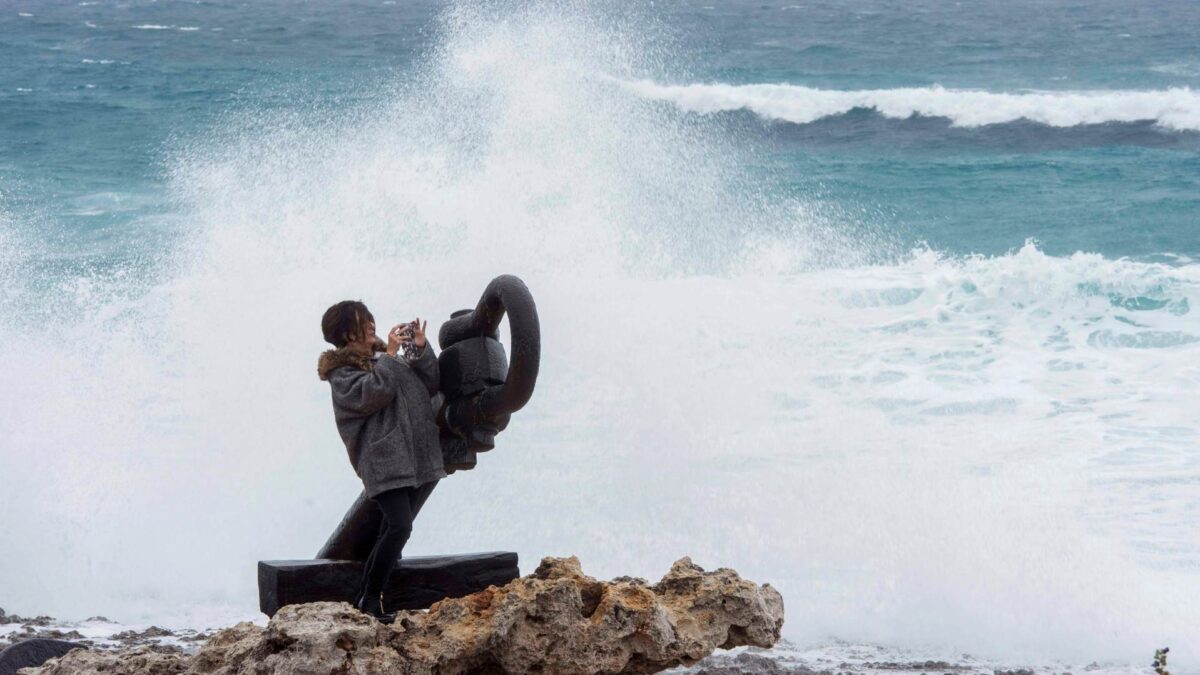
xmin=438 ymin=274 xmax=541 ymax=418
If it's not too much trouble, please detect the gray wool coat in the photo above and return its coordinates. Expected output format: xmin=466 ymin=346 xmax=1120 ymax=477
xmin=318 ymin=337 xmax=446 ymax=497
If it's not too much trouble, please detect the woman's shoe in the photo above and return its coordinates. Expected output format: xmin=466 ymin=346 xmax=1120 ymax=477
xmin=356 ymin=593 xmax=396 ymax=625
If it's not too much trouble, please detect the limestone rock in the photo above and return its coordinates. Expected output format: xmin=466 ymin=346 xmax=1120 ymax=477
xmin=18 ymin=646 xmax=188 ymax=674
xmin=23 ymin=556 xmax=784 ymax=675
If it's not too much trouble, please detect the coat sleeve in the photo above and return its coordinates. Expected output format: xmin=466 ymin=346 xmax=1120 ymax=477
xmin=329 ymin=356 xmax=406 ymax=417
xmin=408 ymin=343 xmax=440 ymax=396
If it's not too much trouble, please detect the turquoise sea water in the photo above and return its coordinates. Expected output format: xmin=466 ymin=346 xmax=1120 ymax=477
xmin=3 ymin=0 xmax=1198 ymax=260
xmin=1 ymin=0 xmax=1198 ymax=667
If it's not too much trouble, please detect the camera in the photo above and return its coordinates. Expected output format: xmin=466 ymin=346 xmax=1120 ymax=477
xmin=402 ymin=320 xmax=421 ymax=360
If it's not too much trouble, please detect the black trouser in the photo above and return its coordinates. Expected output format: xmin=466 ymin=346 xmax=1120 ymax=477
xmin=360 ymin=480 xmax=439 ymax=606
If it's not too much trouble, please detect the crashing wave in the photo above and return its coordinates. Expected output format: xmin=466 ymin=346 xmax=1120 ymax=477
xmin=623 ymin=80 xmax=1200 ymax=131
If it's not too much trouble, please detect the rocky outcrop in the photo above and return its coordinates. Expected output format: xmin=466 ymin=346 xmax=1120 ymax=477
xmin=23 ymin=556 xmax=784 ymax=675
xmin=0 ymin=639 xmax=85 ymax=675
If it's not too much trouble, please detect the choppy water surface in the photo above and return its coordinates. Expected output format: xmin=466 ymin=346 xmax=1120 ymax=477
xmin=1 ymin=0 xmax=1197 ymax=668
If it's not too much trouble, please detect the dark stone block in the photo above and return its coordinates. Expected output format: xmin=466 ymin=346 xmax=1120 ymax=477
xmin=0 ymin=639 xmax=83 ymax=675
xmin=258 ymin=551 xmax=519 ymax=617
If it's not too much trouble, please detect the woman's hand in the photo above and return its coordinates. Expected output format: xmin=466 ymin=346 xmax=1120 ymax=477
xmin=386 ymin=324 xmax=407 ymax=357
xmin=411 ymin=318 xmax=428 ymax=349
xmin=386 ymin=319 xmax=426 ymax=358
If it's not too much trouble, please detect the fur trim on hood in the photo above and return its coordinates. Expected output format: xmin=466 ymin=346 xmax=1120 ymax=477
xmin=317 ymin=337 xmax=388 ymax=381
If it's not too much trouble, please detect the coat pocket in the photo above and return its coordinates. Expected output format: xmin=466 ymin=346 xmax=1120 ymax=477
xmin=363 ymin=427 xmax=416 ymax=484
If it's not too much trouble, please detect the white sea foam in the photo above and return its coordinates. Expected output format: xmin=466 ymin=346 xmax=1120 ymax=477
xmin=667 ymin=641 xmax=1154 ymax=675
xmin=131 ymin=24 xmax=174 ymax=30
xmin=624 ymin=80 xmax=1200 ymax=131
xmin=0 ymin=1 xmax=1197 ymax=666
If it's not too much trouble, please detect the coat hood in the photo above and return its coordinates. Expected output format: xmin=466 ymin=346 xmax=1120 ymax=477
xmin=317 ymin=337 xmax=388 ymax=381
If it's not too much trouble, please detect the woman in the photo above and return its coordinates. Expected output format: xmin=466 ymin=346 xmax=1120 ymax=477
xmin=317 ymin=300 xmax=445 ymax=623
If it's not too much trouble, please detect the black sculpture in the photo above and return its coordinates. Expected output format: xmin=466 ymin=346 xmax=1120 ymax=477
xmin=434 ymin=273 xmax=542 ymax=469
xmin=259 ymin=275 xmax=541 ymax=616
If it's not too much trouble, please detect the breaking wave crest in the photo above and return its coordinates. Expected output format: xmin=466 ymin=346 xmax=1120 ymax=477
xmin=625 ymin=80 xmax=1200 ymax=130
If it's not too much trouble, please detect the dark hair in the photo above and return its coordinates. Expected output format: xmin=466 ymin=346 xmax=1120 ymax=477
xmin=322 ymin=300 xmax=374 ymax=348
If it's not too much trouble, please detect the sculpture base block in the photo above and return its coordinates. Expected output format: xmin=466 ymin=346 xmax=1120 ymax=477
xmin=257 ymin=551 xmax=519 ymax=617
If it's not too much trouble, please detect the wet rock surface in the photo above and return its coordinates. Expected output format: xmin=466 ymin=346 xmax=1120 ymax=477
xmin=681 ymin=649 xmax=818 ymax=674
xmin=0 ymin=610 xmax=212 ymax=655
xmin=18 ymin=556 xmax=784 ymax=674
xmin=0 ymin=639 xmax=83 ymax=675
